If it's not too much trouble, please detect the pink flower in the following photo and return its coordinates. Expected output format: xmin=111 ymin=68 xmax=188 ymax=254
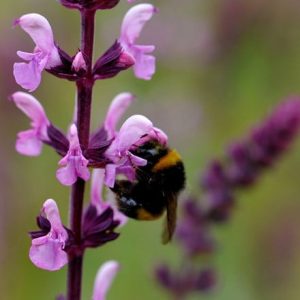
xmin=104 ymin=114 xmax=168 ymax=187
xmin=91 ymin=169 xmax=127 ymax=226
xmin=119 ymin=4 xmax=157 ymax=80
xmin=29 ymin=199 xmax=68 ymax=271
xmin=92 ymin=261 xmax=120 ymax=300
xmin=56 ymin=124 xmax=90 ymax=186
xmin=10 ymin=91 xmax=50 ymax=156
xmin=101 ymin=92 xmax=167 ymax=187
xmin=13 ymin=13 xmax=61 ymax=91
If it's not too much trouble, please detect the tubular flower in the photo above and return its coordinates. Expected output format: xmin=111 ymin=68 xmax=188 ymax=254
xmin=29 ymin=199 xmax=68 ymax=271
xmin=92 ymin=261 xmax=120 ymax=300
xmin=104 ymin=114 xmax=167 ymax=187
xmin=56 ymin=124 xmax=90 ymax=186
xmin=104 ymin=92 xmax=135 ymax=139
xmin=91 ymin=169 xmax=127 ymax=226
xmin=119 ymin=4 xmax=157 ymax=80
xmin=13 ymin=13 xmax=61 ymax=91
xmin=11 ymin=91 xmax=50 ymax=156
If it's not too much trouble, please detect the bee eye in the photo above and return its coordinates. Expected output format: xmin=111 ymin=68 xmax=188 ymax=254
xmin=120 ymin=197 xmax=138 ymax=207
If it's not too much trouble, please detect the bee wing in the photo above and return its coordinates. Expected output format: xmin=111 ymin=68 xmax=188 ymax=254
xmin=161 ymin=193 xmax=178 ymax=244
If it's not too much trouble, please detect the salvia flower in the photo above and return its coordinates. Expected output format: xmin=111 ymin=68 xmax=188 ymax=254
xmin=29 ymin=199 xmax=68 ymax=271
xmin=92 ymin=261 xmax=120 ymax=300
xmin=11 ymin=91 xmax=50 ymax=156
xmin=104 ymin=114 xmax=167 ymax=187
xmin=119 ymin=4 xmax=157 ymax=80
xmin=56 ymin=124 xmax=90 ymax=186
xmin=91 ymin=169 xmax=128 ymax=226
xmin=13 ymin=13 xmax=61 ymax=91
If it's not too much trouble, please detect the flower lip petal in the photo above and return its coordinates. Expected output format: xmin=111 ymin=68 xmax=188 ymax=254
xmin=92 ymin=261 xmax=120 ymax=300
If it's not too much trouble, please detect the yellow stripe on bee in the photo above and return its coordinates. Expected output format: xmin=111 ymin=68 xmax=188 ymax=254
xmin=152 ymin=149 xmax=182 ymax=172
xmin=137 ymin=208 xmax=162 ymax=220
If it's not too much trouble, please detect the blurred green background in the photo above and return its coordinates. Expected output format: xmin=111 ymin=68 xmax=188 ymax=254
xmin=1 ymin=0 xmax=300 ymax=299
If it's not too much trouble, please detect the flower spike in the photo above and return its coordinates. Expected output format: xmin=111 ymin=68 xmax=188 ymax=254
xmin=119 ymin=4 xmax=157 ymax=80
xmin=56 ymin=124 xmax=90 ymax=186
xmin=13 ymin=13 xmax=61 ymax=91
xmin=11 ymin=91 xmax=50 ymax=156
xmin=92 ymin=261 xmax=120 ymax=300
xmin=29 ymin=199 xmax=68 ymax=271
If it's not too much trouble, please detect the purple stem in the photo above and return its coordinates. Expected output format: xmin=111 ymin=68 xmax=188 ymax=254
xmin=66 ymin=9 xmax=95 ymax=300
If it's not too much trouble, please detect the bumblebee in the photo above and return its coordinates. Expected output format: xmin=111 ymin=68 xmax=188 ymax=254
xmin=111 ymin=140 xmax=185 ymax=243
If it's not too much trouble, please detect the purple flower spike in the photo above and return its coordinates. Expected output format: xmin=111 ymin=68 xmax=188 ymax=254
xmin=104 ymin=92 xmax=135 ymax=139
xmin=119 ymin=4 xmax=157 ymax=80
xmin=91 ymin=169 xmax=127 ymax=226
xmin=11 ymin=91 xmax=50 ymax=156
xmin=56 ymin=124 xmax=90 ymax=186
xmin=104 ymin=114 xmax=166 ymax=187
xmin=29 ymin=199 xmax=68 ymax=271
xmin=13 ymin=13 xmax=61 ymax=91
xmin=92 ymin=261 xmax=120 ymax=300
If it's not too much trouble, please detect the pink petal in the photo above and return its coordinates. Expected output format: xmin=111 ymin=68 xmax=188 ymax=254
xmin=117 ymin=114 xmax=154 ymax=152
xmin=131 ymin=46 xmax=155 ymax=80
xmin=76 ymin=157 xmax=90 ymax=181
xmin=10 ymin=92 xmax=48 ymax=126
xmin=91 ymin=169 xmax=106 ymax=209
xmin=104 ymin=164 xmax=117 ymax=188
xmin=120 ymin=4 xmax=157 ymax=45
xmin=56 ymin=162 xmax=77 ymax=186
xmin=56 ymin=125 xmax=90 ymax=186
xmin=104 ymin=93 xmax=135 ymax=139
xmin=92 ymin=261 xmax=120 ymax=300
xmin=43 ymin=199 xmax=65 ymax=231
xmin=13 ymin=60 xmax=44 ymax=92
xmin=16 ymin=13 xmax=55 ymax=52
xmin=16 ymin=130 xmax=43 ymax=156
xmin=29 ymin=239 xmax=68 ymax=271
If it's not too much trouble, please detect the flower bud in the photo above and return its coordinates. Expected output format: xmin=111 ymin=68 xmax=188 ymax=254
xmin=93 ymin=41 xmax=134 ymax=80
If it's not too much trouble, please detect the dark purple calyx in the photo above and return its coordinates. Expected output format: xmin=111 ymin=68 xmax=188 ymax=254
xmin=47 ymin=47 xmax=87 ymax=80
xmin=29 ymin=215 xmax=51 ymax=239
xmin=93 ymin=41 xmax=135 ymax=80
xmin=82 ymin=204 xmax=120 ymax=248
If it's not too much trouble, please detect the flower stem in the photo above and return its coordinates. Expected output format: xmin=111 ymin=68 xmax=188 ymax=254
xmin=66 ymin=8 xmax=96 ymax=300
